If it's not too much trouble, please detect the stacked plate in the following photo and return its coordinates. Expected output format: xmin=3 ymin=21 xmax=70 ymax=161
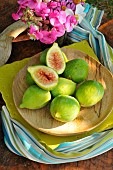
xmin=0 ymin=41 xmax=113 ymax=164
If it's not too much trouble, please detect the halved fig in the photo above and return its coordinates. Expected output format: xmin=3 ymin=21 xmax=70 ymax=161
xmin=28 ymin=65 xmax=58 ymax=90
xmin=40 ymin=49 xmax=68 ymax=65
xmin=46 ymin=43 xmax=66 ymax=74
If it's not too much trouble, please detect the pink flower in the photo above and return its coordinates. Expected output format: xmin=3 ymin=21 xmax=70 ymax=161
xmin=35 ymin=2 xmax=50 ymax=19
xmin=12 ymin=0 xmax=80 ymax=44
xmin=17 ymin=0 xmax=30 ymax=6
xmin=29 ymin=25 xmax=37 ymax=34
xmin=64 ymin=15 xmax=78 ymax=32
xmin=58 ymin=11 xmax=67 ymax=24
xmin=47 ymin=1 xmax=58 ymax=9
xmin=52 ymin=24 xmax=65 ymax=37
xmin=60 ymin=0 xmax=76 ymax=11
xmin=12 ymin=13 xmax=20 ymax=20
xmin=29 ymin=25 xmax=43 ymax=40
xmin=35 ymin=31 xmax=43 ymax=40
xmin=12 ymin=6 xmax=25 ymax=20
xmin=49 ymin=10 xmax=66 ymax=26
xmin=27 ymin=0 xmax=41 ymax=9
xmin=40 ymin=30 xmax=57 ymax=44
xmin=17 ymin=0 xmax=42 ymax=8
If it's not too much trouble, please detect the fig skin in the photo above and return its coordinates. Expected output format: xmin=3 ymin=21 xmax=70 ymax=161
xmin=62 ymin=52 xmax=68 ymax=62
xmin=63 ymin=58 xmax=89 ymax=83
xmin=26 ymin=71 xmax=35 ymax=86
xmin=46 ymin=43 xmax=66 ymax=74
xmin=50 ymin=95 xmax=80 ymax=122
xmin=28 ymin=65 xmax=58 ymax=91
xmin=40 ymin=48 xmax=48 ymax=65
xmin=51 ymin=77 xmax=76 ymax=97
xmin=75 ymin=80 xmax=104 ymax=107
xmin=20 ymin=85 xmax=51 ymax=109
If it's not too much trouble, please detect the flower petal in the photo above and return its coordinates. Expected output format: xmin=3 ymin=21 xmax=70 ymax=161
xmin=52 ymin=24 xmax=65 ymax=37
xmin=64 ymin=15 xmax=78 ymax=32
xmin=75 ymin=4 xmax=85 ymax=14
xmin=75 ymin=4 xmax=86 ymax=23
xmin=40 ymin=30 xmax=57 ymax=44
xmin=12 ymin=13 xmax=20 ymax=20
xmin=58 ymin=11 xmax=66 ymax=24
xmin=65 ymin=8 xmax=74 ymax=16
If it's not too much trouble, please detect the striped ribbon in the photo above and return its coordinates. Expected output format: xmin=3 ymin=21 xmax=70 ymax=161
xmin=1 ymin=106 xmax=113 ymax=164
xmin=67 ymin=3 xmax=113 ymax=73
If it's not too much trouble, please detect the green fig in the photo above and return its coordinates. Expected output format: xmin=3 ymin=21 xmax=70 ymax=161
xmin=63 ymin=58 xmax=89 ymax=83
xmin=46 ymin=43 xmax=66 ymax=74
xmin=28 ymin=65 xmax=58 ymax=91
xmin=40 ymin=48 xmax=48 ymax=65
xmin=26 ymin=71 xmax=35 ymax=86
xmin=20 ymin=85 xmax=51 ymax=109
xmin=50 ymin=95 xmax=80 ymax=122
xmin=75 ymin=80 xmax=104 ymax=107
xmin=40 ymin=49 xmax=68 ymax=65
xmin=51 ymin=77 xmax=76 ymax=97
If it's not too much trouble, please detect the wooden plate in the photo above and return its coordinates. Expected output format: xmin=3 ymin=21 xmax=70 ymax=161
xmin=12 ymin=48 xmax=113 ymax=136
xmin=98 ymin=19 xmax=113 ymax=48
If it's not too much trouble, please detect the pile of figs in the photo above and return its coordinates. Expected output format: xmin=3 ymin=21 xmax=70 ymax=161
xmin=20 ymin=43 xmax=104 ymax=123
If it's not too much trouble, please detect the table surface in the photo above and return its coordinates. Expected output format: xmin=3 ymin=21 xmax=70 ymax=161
xmin=0 ymin=1 xmax=113 ymax=170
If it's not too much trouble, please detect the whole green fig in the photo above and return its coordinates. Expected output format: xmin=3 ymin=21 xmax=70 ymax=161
xmin=51 ymin=77 xmax=76 ymax=97
xmin=75 ymin=80 xmax=104 ymax=107
xmin=63 ymin=58 xmax=89 ymax=83
xmin=50 ymin=95 xmax=80 ymax=122
xmin=20 ymin=85 xmax=51 ymax=109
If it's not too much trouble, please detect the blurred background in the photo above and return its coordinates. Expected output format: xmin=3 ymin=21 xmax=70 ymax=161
xmin=86 ymin=0 xmax=113 ymax=19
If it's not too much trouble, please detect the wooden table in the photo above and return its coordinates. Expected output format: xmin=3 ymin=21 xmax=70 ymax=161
xmin=0 ymin=1 xmax=113 ymax=170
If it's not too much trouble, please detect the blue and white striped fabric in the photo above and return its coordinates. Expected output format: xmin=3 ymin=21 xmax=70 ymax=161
xmin=1 ymin=106 xmax=113 ymax=164
xmin=67 ymin=3 xmax=113 ymax=73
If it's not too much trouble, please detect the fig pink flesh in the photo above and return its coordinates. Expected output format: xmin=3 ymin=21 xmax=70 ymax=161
xmin=49 ymin=52 xmax=64 ymax=70
xmin=35 ymin=69 xmax=57 ymax=84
